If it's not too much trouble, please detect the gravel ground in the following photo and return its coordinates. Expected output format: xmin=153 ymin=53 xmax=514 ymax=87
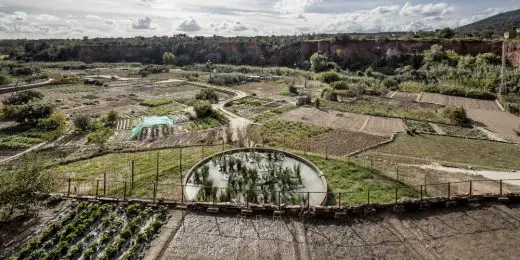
xmin=155 ymin=203 xmax=520 ymax=260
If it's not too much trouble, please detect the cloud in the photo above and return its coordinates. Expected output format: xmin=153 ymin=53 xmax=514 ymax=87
xmin=399 ymin=2 xmax=453 ymax=17
xmin=405 ymin=21 xmax=433 ymax=31
xmin=86 ymin=15 xmax=102 ymax=21
xmin=177 ymin=17 xmax=201 ymax=32
xmin=296 ymin=14 xmax=307 ymax=20
xmin=13 ymin=11 xmax=27 ymax=21
xmin=274 ymin=0 xmax=322 ymax=14
xmin=35 ymin=14 xmax=60 ymax=21
xmin=132 ymin=16 xmax=154 ymax=29
xmin=372 ymin=5 xmax=400 ymax=15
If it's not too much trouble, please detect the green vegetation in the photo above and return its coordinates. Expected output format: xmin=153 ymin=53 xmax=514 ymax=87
xmin=208 ymin=73 xmax=247 ymax=86
xmin=441 ymin=106 xmax=470 ymax=126
xmin=439 ymin=124 xmax=488 ymax=140
xmin=162 ymin=51 xmax=175 ymax=65
xmin=300 ymin=154 xmax=418 ymax=205
xmin=0 ymin=154 xmax=54 ymax=220
xmin=249 ymin=120 xmax=331 ymax=147
xmin=188 ymin=117 xmax=220 ymax=131
xmin=139 ymin=98 xmax=173 ymax=107
xmin=195 ymin=88 xmax=219 ymax=103
xmin=144 ymin=102 xmax=184 ymax=116
xmin=193 ymin=100 xmax=213 ymax=118
xmin=226 ymin=96 xmax=270 ymax=114
xmin=376 ymin=134 xmax=520 ymax=170
xmin=405 ymin=120 xmax=435 ymax=134
xmin=320 ymin=99 xmax=448 ymax=123
xmin=11 ymin=202 xmax=169 ymax=260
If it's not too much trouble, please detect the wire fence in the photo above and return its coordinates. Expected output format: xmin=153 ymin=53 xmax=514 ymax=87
xmin=57 ymin=177 xmax=520 ymax=208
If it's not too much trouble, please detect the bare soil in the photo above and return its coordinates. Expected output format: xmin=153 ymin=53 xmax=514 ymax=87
xmin=154 ymin=203 xmax=520 ymax=260
xmin=467 ymin=109 xmax=520 ymax=143
xmin=419 ymin=93 xmax=501 ymax=110
xmin=388 ymin=91 xmax=419 ymax=101
xmin=365 ymin=95 xmax=442 ymax=110
xmin=296 ymin=130 xmax=390 ymax=156
xmin=280 ymin=107 xmax=405 ymax=137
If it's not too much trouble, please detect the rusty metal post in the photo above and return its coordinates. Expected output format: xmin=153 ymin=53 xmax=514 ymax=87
xmin=156 ymin=151 xmax=159 ymax=183
xmin=67 ymin=178 xmax=71 ymax=196
xmin=123 ymin=182 xmax=127 ymax=200
xmin=338 ymin=192 xmax=341 ymax=208
xmin=500 ymin=180 xmax=503 ymax=196
xmin=153 ymin=182 xmax=157 ymax=204
xmin=278 ymin=191 xmax=281 ymax=208
xmin=307 ymin=192 xmax=310 ymax=209
xmin=420 ymin=186 xmax=423 ymax=200
xmin=447 ymin=182 xmax=451 ymax=199
xmin=131 ymin=160 xmax=135 ymax=193
xmin=103 ymin=172 xmax=107 ymax=196
xmin=395 ymin=187 xmax=398 ymax=203
xmin=469 ymin=181 xmax=473 ymax=196
xmin=396 ymin=165 xmax=399 ymax=181
xmin=95 ymin=180 xmax=100 ymax=199
xmin=181 ymin=184 xmax=185 ymax=204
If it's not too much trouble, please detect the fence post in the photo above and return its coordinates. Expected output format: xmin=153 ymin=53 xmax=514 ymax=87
xmin=179 ymin=147 xmax=183 ymax=177
xmin=153 ymin=182 xmax=157 ymax=204
xmin=156 ymin=151 xmax=159 ymax=183
xmin=123 ymin=182 xmax=127 ymax=200
xmin=338 ymin=192 xmax=341 ymax=208
xmin=396 ymin=165 xmax=399 ymax=181
xmin=469 ymin=181 xmax=473 ymax=196
xmin=67 ymin=178 xmax=71 ymax=197
xmin=500 ymin=180 xmax=503 ymax=196
xmin=131 ymin=160 xmax=135 ymax=193
xmin=278 ymin=191 xmax=281 ymax=208
xmin=370 ymin=155 xmax=373 ymax=170
xmin=95 ymin=180 xmax=99 ymax=199
xmin=307 ymin=192 xmax=310 ymax=210
xmin=447 ymin=182 xmax=451 ymax=199
xmin=103 ymin=172 xmax=107 ymax=196
xmin=420 ymin=185 xmax=423 ymax=201
xmin=181 ymin=184 xmax=185 ymax=205
xmin=395 ymin=187 xmax=398 ymax=203
xmin=367 ymin=190 xmax=370 ymax=204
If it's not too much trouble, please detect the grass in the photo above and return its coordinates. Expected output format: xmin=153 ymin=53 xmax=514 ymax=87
xmin=374 ymin=134 xmax=520 ymax=170
xmin=139 ymin=98 xmax=173 ymax=107
xmin=0 ymin=127 xmax=52 ymax=150
xmin=438 ymin=124 xmax=488 ymax=140
xmin=251 ymin=120 xmax=331 ymax=147
xmin=405 ymin=120 xmax=435 ymax=134
xmin=144 ymin=102 xmax=184 ymax=116
xmin=321 ymin=99 xmax=448 ymax=124
xmin=187 ymin=117 xmax=221 ymax=131
xmin=249 ymin=104 xmax=296 ymax=123
xmin=300 ymin=154 xmax=418 ymax=205
xmin=226 ymin=97 xmax=270 ymax=114
xmin=48 ymin=145 xmax=226 ymax=197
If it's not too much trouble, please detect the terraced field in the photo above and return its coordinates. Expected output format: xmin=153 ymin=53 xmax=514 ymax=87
xmin=467 ymin=109 xmax=520 ymax=143
xmin=280 ymin=107 xmax=405 ymax=137
xmin=419 ymin=93 xmax=501 ymax=110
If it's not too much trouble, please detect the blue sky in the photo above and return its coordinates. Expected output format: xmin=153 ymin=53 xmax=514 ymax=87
xmin=0 ymin=0 xmax=517 ymax=38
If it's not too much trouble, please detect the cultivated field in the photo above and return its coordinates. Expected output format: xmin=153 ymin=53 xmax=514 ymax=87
xmin=156 ymin=203 xmax=520 ymax=260
xmin=419 ymin=92 xmax=501 ymax=110
xmin=467 ymin=109 xmax=520 ymax=143
xmin=280 ymin=107 xmax=406 ymax=137
xmin=295 ymin=130 xmax=390 ymax=156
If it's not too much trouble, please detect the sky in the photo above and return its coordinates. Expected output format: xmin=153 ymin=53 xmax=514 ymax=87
xmin=0 ymin=0 xmax=518 ymax=39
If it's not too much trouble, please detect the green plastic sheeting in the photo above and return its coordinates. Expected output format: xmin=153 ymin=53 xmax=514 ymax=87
xmin=130 ymin=116 xmax=174 ymax=139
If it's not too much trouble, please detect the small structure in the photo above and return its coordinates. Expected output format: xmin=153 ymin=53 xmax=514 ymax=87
xmin=504 ymin=29 xmax=520 ymax=39
xmin=130 ymin=116 xmax=174 ymax=140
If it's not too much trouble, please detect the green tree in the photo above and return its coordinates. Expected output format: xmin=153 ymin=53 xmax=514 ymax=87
xmin=436 ymin=27 xmax=455 ymax=39
xmin=73 ymin=115 xmax=92 ymax=132
xmin=103 ymin=110 xmax=119 ymax=128
xmin=194 ymin=101 xmax=213 ymax=118
xmin=3 ymin=90 xmax=44 ymax=106
xmin=195 ymin=88 xmax=219 ymax=103
xmin=310 ymin=53 xmax=328 ymax=72
xmin=9 ymin=102 xmax=55 ymax=126
xmin=162 ymin=52 xmax=175 ymax=65
xmin=0 ymin=155 xmax=55 ymax=219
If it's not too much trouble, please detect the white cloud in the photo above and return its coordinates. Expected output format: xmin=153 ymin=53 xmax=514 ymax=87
xmin=177 ymin=17 xmax=201 ymax=32
xmin=34 ymin=14 xmax=60 ymax=21
xmin=86 ymin=15 xmax=102 ymax=21
xmin=296 ymin=14 xmax=307 ymax=20
xmin=13 ymin=11 xmax=28 ymax=21
xmin=405 ymin=21 xmax=433 ymax=31
xmin=372 ymin=5 xmax=400 ymax=15
xmin=274 ymin=0 xmax=322 ymax=14
xmin=132 ymin=16 xmax=154 ymax=29
xmin=399 ymin=2 xmax=453 ymax=17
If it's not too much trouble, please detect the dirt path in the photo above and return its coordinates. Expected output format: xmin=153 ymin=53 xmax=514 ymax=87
xmin=0 ymin=142 xmax=47 ymax=164
xmin=0 ymin=79 xmax=54 ymax=94
xmin=410 ymin=163 xmax=520 ymax=186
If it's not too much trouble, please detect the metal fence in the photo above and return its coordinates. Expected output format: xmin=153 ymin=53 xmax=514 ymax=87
xmin=57 ymin=177 xmax=520 ymax=208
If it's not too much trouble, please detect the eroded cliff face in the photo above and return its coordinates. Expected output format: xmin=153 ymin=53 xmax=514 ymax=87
xmin=72 ymin=39 xmax=507 ymax=67
xmin=505 ymin=42 xmax=520 ymax=66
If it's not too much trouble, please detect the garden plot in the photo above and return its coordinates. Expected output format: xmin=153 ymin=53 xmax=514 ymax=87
xmin=419 ymin=93 xmax=501 ymax=110
xmin=5 ymin=202 xmax=170 ymax=260
xmin=296 ymin=130 xmax=390 ymax=156
xmin=280 ymin=107 xmax=405 ymax=137
xmin=467 ymin=109 xmax=520 ymax=143
xmin=387 ymin=91 xmax=419 ymax=101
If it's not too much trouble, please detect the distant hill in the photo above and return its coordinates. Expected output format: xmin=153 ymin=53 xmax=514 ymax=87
xmin=457 ymin=9 xmax=520 ymax=35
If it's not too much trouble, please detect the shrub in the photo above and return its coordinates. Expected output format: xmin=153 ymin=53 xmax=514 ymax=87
xmin=38 ymin=110 xmax=67 ymax=131
xmin=73 ymin=115 xmax=92 ymax=132
xmin=320 ymin=71 xmax=340 ymax=84
xmin=330 ymin=81 xmax=349 ymax=90
xmin=103 ymin=110 xmax=119 ymax=128
xmin=441 ymin=106 xmax=470 ymax=125
xmin=208 ymin=73 xmax=246 ymax=85
xmin=87 ymin=127 xmax=114 ymax=145
xmin=8 ymin=102 xmax=55 ymax=126
xmin=194 ymin=101 xmax=213 ymax=118
xmin=3 ymin=90 xmax=43 ymax=105
xmin=381 ymin=78 xmax=399 ymax=90
xmin=195 ymin=88 xmax=219 ymax=103
xmin=310 ymin=52 xmax=328 ymax=72
xmin=0 ymin=73 xmax=10 ymax=85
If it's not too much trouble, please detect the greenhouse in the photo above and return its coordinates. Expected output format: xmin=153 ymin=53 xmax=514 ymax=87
xmin=130 ymin=116 xmax=174 ymax=140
